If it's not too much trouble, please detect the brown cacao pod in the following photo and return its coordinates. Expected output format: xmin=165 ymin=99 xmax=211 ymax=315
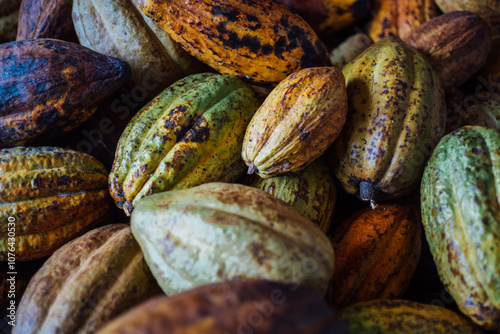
xmin=0 ymin=146 xmax=111 ymax=261
xmin=328 ymin=202 xmax=421 ymax=308
xmin=403 ymin=11 xmax=492 ymax=92
xmin=14 ymin=224 xmax=163 ymax=334
xmin=137 ymin=0 xmax=331 ymax=84
xmin=17 ymin=0 xmax=77 ymax=41
xmin=97 ymin=280 xmax=347 ymax=334
xmin=0 ymin=0 xmax=21 ymax=43
xmin=435 ymin=0 xmax=500 ymax=35
xmin=0 ymin=39 xmax=131 ymax=148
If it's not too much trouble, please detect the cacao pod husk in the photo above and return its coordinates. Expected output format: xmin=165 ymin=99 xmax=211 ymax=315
xmin=435 ymin=0 xmax=500 ymax=35
xmin=329 ymin=33 xmax=373 ymax=70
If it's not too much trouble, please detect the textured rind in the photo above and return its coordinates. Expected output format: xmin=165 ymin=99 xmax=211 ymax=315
xmin=328 ymin=202 xmax=421 ymax=308
xmin=403 ymin=11 xmax=492 ymax=92
xmin=17 ymin=0 xmax=77 ymax=41
xmin=331 ymin=37 xmax=446 ymax=202
xmin=339 ymin=299 xmax=485 ymax=333
xmin=109 ymin=73 xmax=259 ymax=215
xmin=329 ymin=33 xmax=373 ymax=70
xmin=276 ymin=0 xmax=371 ymax=37
xmin=0 ymin=146 xmax=111 ymax=260
xmin=421 ymin=126 xmax=500 ymax=330
xmin=0 ymin=39 xmax=131 ymax=148
xmin=244 ymin=157 xmax=336 ymax=233
xmin=137 ymin=0 xmax=331 ymax=84
xmin=369 ymin=0 xmax=439 ymax=42
xmin=131 ymin=182 xmax=334 ymax=296
xmin=0 ymin=0 xmax=21 ymax=43
xmin=97 ymin=280 xmax=347 ymax=334
xmin=446 ymin=92 xmax=500 ymax=134
xmin=435 ymin=0 xmax=500 ymax=35
xmin=14 ymin=224 xmax=163 ymax=334
xmin=242 ymin=67 xmax=347 ymax=177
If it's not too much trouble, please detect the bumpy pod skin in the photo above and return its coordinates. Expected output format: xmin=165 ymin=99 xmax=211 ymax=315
xmin=0 ymin=147 xmax=111 ymax=261
xmin=109 ymin=73 xmax=259 ymax=216
xmin=339 ymin=299 xmax=485 ymax=334
xmin=328 ymin=202 xmax=421 ymax=309
xmin=421 ymin=126 xmax=500 ymax=330
xmin=97 ymin=280 xmax=347 ymax=334
xmin=0 ymin=0 xmax=21 ymax=43
xmin=403 ymin=11 xmax=492 ymax=92
xmin=331 ymin=37 xmax=446 ymax=203
xmin=14 ymin=224 xmax=163 ymax=334
xmin=131 ymin=183 xmax=334 ymax=296
xmin=242 ymin=67 xmax=347 ymax=178
xmin=244 ymin=157 xmax=336 ymax=234
xmin=137 ymin=0 xmax=331 ymax=84
xmin=435 ymin=0 xmax=500 ymax=35
xmin=0 ymin=39 xmax=131 ymax=148
xmin=369 ymin=0 xmax=439 ymax=42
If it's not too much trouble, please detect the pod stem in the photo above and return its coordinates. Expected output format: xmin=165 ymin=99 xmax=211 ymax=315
xmin=247 ymin=162 xmax=257 ymax=175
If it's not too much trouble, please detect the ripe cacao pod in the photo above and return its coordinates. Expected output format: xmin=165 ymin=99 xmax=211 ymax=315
xmin=14 ymin=224 xmax=163 ymax=334
xmin=340 ymin=299 xmax=485 ymax=333
xmin=331 ymin=37 xmax=446 ymax=203
xmin=329 ymin=33 xmax=373 ymax=70
xmin=328 ymin=202 xmax=421 ymax=308
xmin=421 ymin=126 xmax=500 ymax=330
xmin=17 ymin=0 xmax=77 ymax=41
xmin=446 ymin=91 xmax=500 ymax=133
xmin=97 ymin=280 xmax=347 ymax=334
xmin=435 ymin=0 xmax=500 ymax=35
xmin=369 ymin=0 xmax=439 ymax=42
xmin=0 ymin=39 xmax=131 ymax=148
xmin=137 ymin=0 xmax=331 ymax=84
xmin=403 ymin=11 xmax=492 ymax=92
xmin=242 ymin=67 xmax=347 ymax=178
xmin=244 ymin=157 xmax=336 ymax=234
xmin=109 ymin=73 xmax=259 ymax=215
xmin=0 ymin=0 xmax=21 ymax=43
xmin=131 ymin=182 xmax=334 ymax=296
xmin=0 ymin=146 xmax=111 ymax=261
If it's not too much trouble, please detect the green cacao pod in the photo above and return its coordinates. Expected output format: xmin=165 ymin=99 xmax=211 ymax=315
xmin=331 ymin=37 xmax=446 ymax=203
xmin=244 ymin=157 xmax=336 ymax=234
xmin=109 ymin=73 xmax=260 ymax=215
xmin=131 ymin=182 xmax=334 ymax=296
xmin=14 ymin=224 xmax=163 ymax=334
xmin=0 ymin=147 xmax=111 ymax=261
xmin=421 ymin=126 xmax=500 ymax=330
xmin=98 ymin=280 xmax=347 ymax=334
xmin=339 ymin=299 xmax=485 ymax=333
xmin=0 ymin=39 xmax=131 ymax=148
xmin=0 ymin=0 xmax=21 ymax=43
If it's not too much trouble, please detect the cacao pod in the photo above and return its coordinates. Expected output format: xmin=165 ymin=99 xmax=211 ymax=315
xmin=446 ymin=91 xmax=500 ymax=133
xmin=368 ymin=0 xmax=439 ymax=42
xmin=421 ymin=126 xmax=500 ymax=330
xmin=0 ymin=0 xmax=21 ymax=43
xmin=328 ymin=202 xmax=421 ymax=308
xmin=242 ymin=67 xmax=347 ymax=178
xmin=131 ymin=182 xmax=334 ymax=295
xmin=0 ymin=146 xmax=111 ymax=260
xmin=97 ymin=280 xmax=347 ymax=334
xmin=0 ymin=39 xmax=131 ymax=148
xmin=330 ymin=37 xmax=446 ymax=203
xmin=435 ymin=0 xmax=500 ymax=35
xmin=17 ymin=0 xmax=77 ymax=41
xmin=329 ymin=33 xmax=373 ymax=70
xmin=137 ymin=0 xmax=331 ymax=84
xmin=14 ymin=224 xmax=163 ymax=334
xmin=109 ymin=73 xmax=259 ymax=215
xmin=244 ymin=157 xmax=336 ymax=234
xmin=403 ymin=11 xmax=492 ymax=92
xmin=339 ymin=299 xmax=485 ymax=333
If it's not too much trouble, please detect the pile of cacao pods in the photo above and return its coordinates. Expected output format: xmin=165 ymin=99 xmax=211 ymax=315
xmin=1 ymin=0 xmax=500 ymax=332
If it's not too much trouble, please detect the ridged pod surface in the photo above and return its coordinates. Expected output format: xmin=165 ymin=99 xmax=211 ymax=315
xmin=276 ymin=0 xmax=371 ymax=37
xmin=109 ymin=73 xmax=259 ymax=215
xmin=339 ymin=299 xmax=485 ymax=333
xmin=331 ymin=37 xmax=446 ymax=203
xmin=421 ymin=126 xmax=500 ymax=330
xmin=244 ymin=157 xmax=336 ymax=234
xmin=446 ymin=92 xmax=500 ymax=133
xmin=0 ymin=0 xmax=21 ymax=43
xmin=435 ymin=0 xmax=500 ymax=35
xmin=328 ymin=202 xmax=421 ymax=308
xmin=97 ymin=280 xmax=347 ymax=334
xmin=0 ymin=147 xmax=110 ymax=260
xmin=369 ymin=0 xmax=439 ymax=42
xmin=403 ymin=11 xmax=492 ymax=92
xmin=0 ymin=39 xmax=131 ymax=147
xmin=242 ymin=67 xmax=347 ymax=178
xmin=131 ymin=183 xmax=334 ymax=296
xmin=137 ymin=0 xmax=331 ymax=84
xmin=14 ymin=224 xmax=163 ymax=334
